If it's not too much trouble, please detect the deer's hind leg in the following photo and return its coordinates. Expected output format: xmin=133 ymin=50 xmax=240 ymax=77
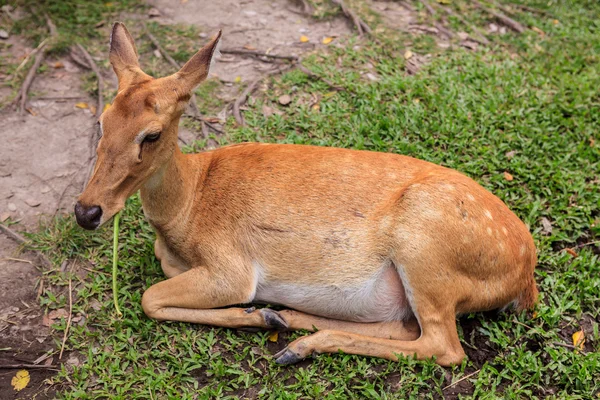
xmin=274 ymin=298 xmax=465 ymax=366
xmin=279 ymin=310 xmax=420 ymax=341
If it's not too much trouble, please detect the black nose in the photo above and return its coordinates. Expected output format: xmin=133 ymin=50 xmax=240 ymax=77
xmin=74 ymin=202 xmax=103 ymax=230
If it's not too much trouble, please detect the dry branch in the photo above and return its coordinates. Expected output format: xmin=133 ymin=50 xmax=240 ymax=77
xmin=0 ymin=224 xmax=52 ymax=267
xmin=436 ymin=3 xmax=490 ymax=44
xmin=75 ymin=44 xmax=103 ymax=117
xmin=0 ymin=364 xmax=59 ymax=370
xmin=14 ymin=15 xmax=57 ymax=114
xmin=509 ymin=3 xmax=553 ymax=18
xmin=473 ymin=0 xmax=526 ymax=33
xmin=220 ymin=48 xmax=298 ymax=61
xmin=59 ymin=277 xmax=73 ymax=359
xmin=419 ymin=0 xmax=455 ymax=39
xmin=233 ymin=65 xmax=293 ymax=126
xmin=442 ymin=369 xmax=481 ymax=391
xmin=331 ymin=0 xmax=372 ymax=36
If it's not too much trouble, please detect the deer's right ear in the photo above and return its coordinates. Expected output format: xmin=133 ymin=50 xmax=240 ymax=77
xmin=109 ymin=22 xmax=141 ymax=89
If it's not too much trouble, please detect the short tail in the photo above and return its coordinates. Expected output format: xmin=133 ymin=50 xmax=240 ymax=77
xmin=515 ymin=277 xmax=539 ymax=312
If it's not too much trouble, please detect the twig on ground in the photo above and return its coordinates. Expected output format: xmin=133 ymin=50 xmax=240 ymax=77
xmin=0 ymin=364 xmax=59 ymax=370
xmin=331 ymin=0 xmax=372 ymax=36
xmin=442 ymin=369 xmax=481 ymax=391
xmin=551 ymin=341 xmax=588 ymax=355
xmin=17 ymin=44 xmax=47 ymax=114
xmin=14 ymin=38 xmax=48 ymax=76
xmin=220 ymin=48 xmax=298 ymax=61
xmin=14 ymin=15 xmax=58 ymax=114
xmin=419 ymin=0 xmax=454 ymax=39
xmin=473 ymin=0 xmax=526 ymax=33
xmin=435 ymin=3 xmax=490 ymax=44
xmin=75 ymin=44 xmax=104 ymax=117
xmin=69 ymin=47 xmax=91 ymax=69
xmin=419 ymin=0 xmax=436 ymax=15
xmin=233 ymin=65 xmax=293 ymax=126
xmin=144 ymin=26 xmax=200 ymax=117
xmin=509 ymin=3 xmax=553 ymax=18
xmin=59 ymin=276 xmax=73 ymax=359
xmin=571 ymin=240 xmax=600 ymax=250
xmin=0 ymin=224 xmax=52 ymax=267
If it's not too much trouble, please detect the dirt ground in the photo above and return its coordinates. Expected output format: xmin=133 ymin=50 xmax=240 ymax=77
xmin=0 ymin=1 xmax=417 ymax=397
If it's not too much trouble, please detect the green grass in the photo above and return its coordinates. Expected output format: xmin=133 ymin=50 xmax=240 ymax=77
xmin=26 ymin=0 xmax=600 ymax=398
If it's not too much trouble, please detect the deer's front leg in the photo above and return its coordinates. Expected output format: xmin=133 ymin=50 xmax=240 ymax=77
xmin=141 ymin=266 xmax=287 ymax=330
xmin=154 ymin=237 xmax=189 ymax=278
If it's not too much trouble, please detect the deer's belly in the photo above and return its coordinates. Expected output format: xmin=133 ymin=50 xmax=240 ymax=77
xmin=252 ymin=262 xmax=411 ymax=323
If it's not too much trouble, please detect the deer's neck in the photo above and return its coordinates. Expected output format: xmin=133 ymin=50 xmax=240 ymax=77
xmin=139 ymin=146 xmax=203 ymax=231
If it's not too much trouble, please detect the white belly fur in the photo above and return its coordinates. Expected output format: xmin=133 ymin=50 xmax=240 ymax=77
xmin=252 ymin=261 xmax=412 ymax=323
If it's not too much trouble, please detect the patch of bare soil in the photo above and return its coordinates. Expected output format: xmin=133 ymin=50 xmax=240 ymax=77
xmin=0 ymin=36 xmax=95 ymax=398
xmin=0 ymin=237 xmax=56 ymax=400
xmin=148 ymin=0 xmax=352 ymax=82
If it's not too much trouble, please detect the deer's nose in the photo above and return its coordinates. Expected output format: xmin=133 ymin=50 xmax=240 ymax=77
xmin=74 ymin=202 xmax=103 ymax=230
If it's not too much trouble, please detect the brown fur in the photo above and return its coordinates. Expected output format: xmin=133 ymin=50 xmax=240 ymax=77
xmin=76 ymin=23 xmax=538 ymax=366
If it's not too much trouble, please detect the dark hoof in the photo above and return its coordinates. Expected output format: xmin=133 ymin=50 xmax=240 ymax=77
xmin=238 ymin=327 xmax=261 ymax=333
xmin=245 ymin=306 xmax=256 ymax=314
xmin=261 ymin=309 xmax=289 ymax=330
xmin=274 ymin=348 xmax=302 ymax=365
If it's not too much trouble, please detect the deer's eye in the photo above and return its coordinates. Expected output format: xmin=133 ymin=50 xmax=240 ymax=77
xmin=143 ymin=132 xmax=161 ymax=144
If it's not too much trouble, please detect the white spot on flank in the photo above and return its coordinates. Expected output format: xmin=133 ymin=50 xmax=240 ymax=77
xmin=502 ymin=227 xmax=508 ymax=236
xmin=520 ymin=245 xmax=527 ymax=256
xmin=486 ymin=227 xmax=493 ymax=235
xmin=484 ymin=210 xmax=493 ymax=220
xmin=466 ymin=193 xmax=475 ymax=202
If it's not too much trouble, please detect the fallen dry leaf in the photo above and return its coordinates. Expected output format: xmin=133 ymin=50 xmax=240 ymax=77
xmin=25 ymin=107 xmax=37 ymax=116
xmin=75 ymin=102 xmax=88 ymax=109
xmin=532 ymin=26 xmax=545 ymax=36
xmin=541 ymin=217 xmax=552 ymax=235
xmin=312 ymin=103 xmax=320 ymax=111
xmin=590 ymin=137 xmax=595 ymax=147
xmin=234 ymin=76 xmax=242 ymax=83
xmin=404 ymin=50 xmax=413 ymax=60
xmin=300 ymin=35 xmax=309 ymax=43
xmin=53 ymin=61 xmax=64 ymax=69
xmin=572 ymin=330 xmax=585 ymax=351
xmin=11 ymin=370 xmax=30 ymax=392
xmin=0 ymin=212 xmax=10 ymax=222
xmin=268 ymin=331 xmax=279 ymax=342
xmin=103 ymin=103 xmax=111 ymax=112
xmin=505 ymin=150 xmax=516 ymax=159
xmin=322 ymin=37 xmax=333 ymax=45
xmin=203 ymin=117 xmax=222 ymax=124
xmin=565 ymin=248 xmax=578 ymax=258
xmin=553 ymin=19 xmax=559 ymax=25
xmin=243 ymin=44 xmax=256 ymax=50
xmin=503 ymin=171 xmax=514 ymax=181
xmin=89 ymin=105 xmax=97 ymax=115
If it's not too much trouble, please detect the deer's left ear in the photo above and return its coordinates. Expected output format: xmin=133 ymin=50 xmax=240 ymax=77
xmin=175 ymin=31 xmax=222 ymax=93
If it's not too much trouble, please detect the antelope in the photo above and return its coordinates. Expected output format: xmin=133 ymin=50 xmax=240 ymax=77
xmin=75 ymin=22 xmax=538 ymax=366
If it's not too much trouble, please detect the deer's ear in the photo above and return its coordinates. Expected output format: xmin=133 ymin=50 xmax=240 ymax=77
xmin=109 ymin=22 xmax=141 ymax=89
xmin=176 ymin=31 xmax=222 ymax=93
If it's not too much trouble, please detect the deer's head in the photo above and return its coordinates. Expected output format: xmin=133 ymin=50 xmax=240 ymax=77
xmin=74 ymin=22 xmax=221 ymax=230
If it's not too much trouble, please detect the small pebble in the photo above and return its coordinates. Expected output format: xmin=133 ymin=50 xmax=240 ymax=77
xmin=0 ymin=29 xmax=9 ymax=40
xmin=7 ymin=202 xmax=16 ymax=211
